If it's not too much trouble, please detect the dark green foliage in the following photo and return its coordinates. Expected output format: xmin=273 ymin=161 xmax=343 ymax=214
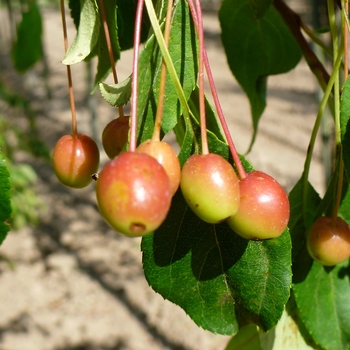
xmin=0 ymin=154 xmax=12 ymax=245
xmin=12 ymin=2 xmax=43 ymax=72
xmin=219 ymin=0 xmax=302 ymax=150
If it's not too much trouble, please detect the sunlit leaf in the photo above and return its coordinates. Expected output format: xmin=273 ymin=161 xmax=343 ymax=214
xmin=62 ymin=0 xmax=100 ymax=65
xmin=99 ymin=76 xmax=131 ymax=107
xmin=225 ymin=325 xmax=260 ymax=350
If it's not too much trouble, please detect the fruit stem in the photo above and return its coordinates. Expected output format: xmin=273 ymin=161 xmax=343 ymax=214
xmin=130 ymin=0 xmax=145 ymax=152
xmin=192 ymin=0 xmax=209 ymax=155
xmin=328 ymin=0 xmax=341 ymax=223
xmin=59 ymin=0 xmax=78 ymax=137
xmin=98 ymin=0 xmax=124 ymax=118
xmin=151 ymin=0 xmax=174 ymax=142
xmin=302 ymin=41 xmax=344 ymax=225
xmin=187 ymin=0 xmax=246 ymax=178
xmin=332 ymin=1 xmax=349 ymax=223
xmin=144 ymin=0 xmax=197 ymax=147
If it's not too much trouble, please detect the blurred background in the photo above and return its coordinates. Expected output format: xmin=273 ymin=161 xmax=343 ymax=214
xmin=0 ymin=1 xmax=328 ymax=349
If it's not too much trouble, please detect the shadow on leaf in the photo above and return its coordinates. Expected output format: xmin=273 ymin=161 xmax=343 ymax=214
xmin=149 ymin=190 xmax=248 ymax=281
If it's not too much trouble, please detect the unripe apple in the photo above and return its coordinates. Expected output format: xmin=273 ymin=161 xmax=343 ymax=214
xmin=96 ymin=151 xmax=172 ymax=237
xmin=102 ymin=115 xmax=130 ymax=159
xmin=307 ymin=216 xmax=350 ymax=266
xmin=180 ymin=153 xmax=240 ymax=223
xmin=136 ymin=139 xmax=181 ymax=195
xmin=227 ymin=171 xmax=289 ymax=240
xmin=52 ymin=133 xmax=100 ymax=188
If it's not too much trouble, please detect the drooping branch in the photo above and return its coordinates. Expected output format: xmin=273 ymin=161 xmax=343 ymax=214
xmin=274 ymin=0 xmax=330 ymax=91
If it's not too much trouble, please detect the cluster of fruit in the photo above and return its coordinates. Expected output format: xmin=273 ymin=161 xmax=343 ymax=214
xmin=52 ymin=114 xmax=291 ymax=241
xmin=52 ymin=0 xmax=350 ymax=270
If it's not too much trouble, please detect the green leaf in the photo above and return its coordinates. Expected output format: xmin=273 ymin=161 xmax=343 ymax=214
xmin=99 ymin=76 xmax=132 ymax=107
xmin=62 ymin=0 xmax=100 ymax=65
xmin=188 ymin=87 xmax=226 ymax=143
xmin=93 ymin=0 xmax=121 ymax=90
xmin=142 ymin=131 xmax=291 ymax=334
xmin=137 ymin=0 xmax=198 ymax=142
xmin=12 ymin=2 xmax=43 ymax=72
xmin=293 ymin=261 xmax=350 ymax=350
xmin=259 ymin=300 xmax=319 ymax=350
xmin=219 ymin=0 xmax=302 ymax=150
xmin=116 ymin=0 xmax=152 ymax=51
xmin=142 ymin=188 xmax=291 ymax=334
xmin=340 ymin=76 xmax=350 ymax=178
xmin=288 ymin=177 xmax=321 ymax=267
xmin=224 ymin=325 xmax=260 ymax=350
xmin=248 ymin=0 xmax=273 ymax=19
xmin=290 ymin=178 xmax=350 ymax=350
xmin=0 ymin=154 xmax=12 ymax=245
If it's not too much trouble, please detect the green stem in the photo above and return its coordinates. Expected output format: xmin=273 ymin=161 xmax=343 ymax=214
xmin=301 ymin=23 xmax=333 ymax=59
xmin=302 ymin=46 xmax=343 ymax=224
xmin=328 ymin=0 xmax=341 ymax=222
xmin=151 ymin=0 xmax=173 ymax=142
xmin=144 ymin=0 xmax=195 ymax=137
xmin=328 ymin=0 xmax=340 ymax=144
xmin=331 ymin=0 xmax=349 ymax=222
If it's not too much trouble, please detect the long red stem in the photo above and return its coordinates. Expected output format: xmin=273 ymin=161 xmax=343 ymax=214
xmin=187 ymin=0 xmax=246 ymax=178
xmin=193 ymin=0 xmax=209 ymax=155
xmin=130 ymin=0 xmax=145 ymax=152
xmin=60 ymin=0 xmax=77 ymax=137
xmin=98 ymin=0 xmax=124 ymax=118
xmin=152 ymin=0 xmax=174 ymax=142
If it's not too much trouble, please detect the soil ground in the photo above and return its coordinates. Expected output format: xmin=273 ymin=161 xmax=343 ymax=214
xmin=0 ymin=4 xmax=324 ymax=350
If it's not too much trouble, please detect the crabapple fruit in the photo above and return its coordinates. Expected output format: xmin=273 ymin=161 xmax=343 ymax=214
xmin=96 ymin=151 xmax=172 ymax=237
xmin=52 ymin=133 xmax=100 ymax=188
xmin=307 ymin=216 xmax=350 ymax=266
xmin=102 ymin=115 xmax=130 ymax=159
xmin=227 ymin=171 xmax=289 ymax=240
xmin=136 ymin=139 xmax=181 ymax=195
xmin=180 ymin=153 xmax=240 ymax=223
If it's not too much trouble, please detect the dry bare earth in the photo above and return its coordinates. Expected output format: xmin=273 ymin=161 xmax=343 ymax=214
xmin=0 ymin=5 xmax=322 ymax=350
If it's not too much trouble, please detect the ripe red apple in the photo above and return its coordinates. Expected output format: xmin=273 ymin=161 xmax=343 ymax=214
xmin=52 ymin=133 xmax=100 ymax=188
xmin=136 ymin=139 xmax=181 ymax=195
xmin=180 ymin=153 xmax=240 ymax=223
xmin=307 ymin=216 xmax=350 ymax=266
xmin=102 ymin=115 xmax=130 ymax=159
xmin=96 ymin=151 xmax=172 ymax=237
xmin=227 ymin=171 xmax=289 ymax=240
